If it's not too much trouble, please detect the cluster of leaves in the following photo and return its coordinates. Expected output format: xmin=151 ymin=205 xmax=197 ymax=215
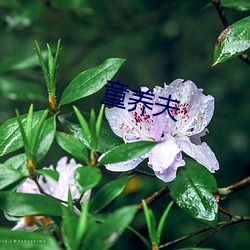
xmin=0 ymin=40 xmax=220 ymax=250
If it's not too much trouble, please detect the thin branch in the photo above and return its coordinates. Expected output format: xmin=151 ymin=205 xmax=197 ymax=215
xmin=136 ymin=186 xmax=169 ymax=215
xmin=134 ymin=169 xmax=156 ymax=178
xmin=159 ymin=216 xmax=250 ymax=249
xmin=218 ymin=176 xmax=250 ymax=198
xmin=218 ymin=206 xmax=235 ymax=217
xmin=211 ymin=0 xmax=250 ymax=66
xmin=211 ymin=0 xmax=230 ymax=27
xmin=159 ymin=224 xmax=212 ymax=249
xmin=193 ymin=216 xmax=250 ymax=247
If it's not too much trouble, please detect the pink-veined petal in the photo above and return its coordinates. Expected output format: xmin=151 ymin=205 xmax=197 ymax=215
xmin=178 ymin=139 xmax=219 ymax=173
xmin=154 ymin=79 xmax=214 ymax=136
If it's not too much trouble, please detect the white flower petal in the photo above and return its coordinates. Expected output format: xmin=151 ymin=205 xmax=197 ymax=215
xmin=179 ymin=139 xmax=219 ymax=173
xmin=16 ymin=178 xmax=40 ymax=194
xmin=39 ymin=157 xmax=82 ymax=201
xmin=148 ymin=138 xmax=185 ymax=182
xmin=105 ymin=156 xmax=145 ymax=172
xmin=12 ymin=218 xmax=38 ymax=231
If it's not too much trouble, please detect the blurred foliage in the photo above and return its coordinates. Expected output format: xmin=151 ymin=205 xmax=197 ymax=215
xmin=0 ymin=0 xmax=249 ymax=249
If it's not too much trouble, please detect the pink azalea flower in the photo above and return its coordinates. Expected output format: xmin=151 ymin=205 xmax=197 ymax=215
xmin=103 ymin=79 xmax=219 ymax=182
xmin=12 ymin=157 xmax=90 ymax=231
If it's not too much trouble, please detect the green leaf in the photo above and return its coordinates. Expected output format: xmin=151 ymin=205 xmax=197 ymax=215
xmin=76 ymin=200 xmax=89 ymax=248
xmin=62 ymin=201 xmax=89 ymax=250
xmin=96 ymin=104 xmax=105 ymax=140
xmin=83 ymin=205 xmax=137 ymax=250
xmin=97 ymin=141 xmax=158 ymax=166
xmin=142 ymin=200 xmax=157 ymax=245
xmin=61 ymin=215 xmax=80 ymax=250
xmin=75 ymin=167 xmax=102 ymax=194
xmin=0 ymin=110 xmax=44 ymax=157
xmin=127 ymin=226 xmax=151 ymax=248
xmin=59 ymin=112 xmax=123 ymax=153
xmin=30 ymin=109 xmax=49 ymax=158
xmin=157 ymin=201 xmax=174 ymax=244
xmin=221 ymin=0 xmax=250 ymax=11
xmin=36 ymin=169 xmax=59 ymax=181
xmin=73 ymin=106 xmax=91 ymax=147
xmin=0 ymin=192 xmax=65 ymax=216
xmin=59 ymin=58 xmax=125 ymax=106
xmin=35 ymin=40 xmax=50 ymax=91
xmin=0 ymin=164 xmax=27 ymax=190
xmin=89 ymin=109 xmax=97 ymax=150
xmin=56 ymin=131 xmax=89 ymax=165
xmin=4 ymin=153 xmax=28 ymax=175
xmin=168 ymin=159 xmax=218 ymax=227
xmin=91 ymin=176 xmax=132 ymax=213
xmin=0 ymin=228 xmax=60 ymax=250
xmin=213 ymin=16 xmax=250 ymax=65
xmin=36 ymin=116 xmax=56 ymax=162
xmin=0 ymin=76 xmax=46 ymax=102
xmin=25 ymin=104 xmax=34 ymax=143
xmin=67 ymin=188 xmax=74 ymax=212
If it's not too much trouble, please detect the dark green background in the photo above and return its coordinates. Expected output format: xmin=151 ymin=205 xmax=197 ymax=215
xmin=0 ymin=0 xmax=249 ymax=249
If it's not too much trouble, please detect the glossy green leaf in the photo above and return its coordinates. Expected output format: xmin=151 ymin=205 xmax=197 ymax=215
xmin=83 ymin=205 xmax=137 ymax=250
xmin=168 ymin=159 xmax=218 ymax=227
xmin=0 ymin=228 xmax=60 ymax=250
xmin=4 ymin=153 xmax=28 ymax=175
xmin=36 ymin=169 xmax=59 ymax=181
xmin=59 ymin=113 xmax=123 ymax=153
xmin=97 ymin=141 xmax=158 ymax=166
xmin=59 ymin=58 xmax=125 ymax=106
xmin=30 ymin=109 xmax=49 ymax=159
xmin=0 ymin=192 xmax=65 ymax=216
xmin=91 ymin=176 xmax=132 ymax=213
xmin=36 ymin=116 xmax=56 ymax=162
xmin=0 ymin=76 xmax=46 ymax=102
xmin=0 ymin=111 xmax=44 ymax=157
xmin=0 ymin=164 xmax=27 ymax=190
xmin=213 ymin=16 xmax=250 ymax=65
xmin=221 ymin=0 xmax=250 ymax=11
xmin=56 ymin=131 xmax=89 ymax=165
xmin=75 ymin=167 xmax=102 ymax=194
